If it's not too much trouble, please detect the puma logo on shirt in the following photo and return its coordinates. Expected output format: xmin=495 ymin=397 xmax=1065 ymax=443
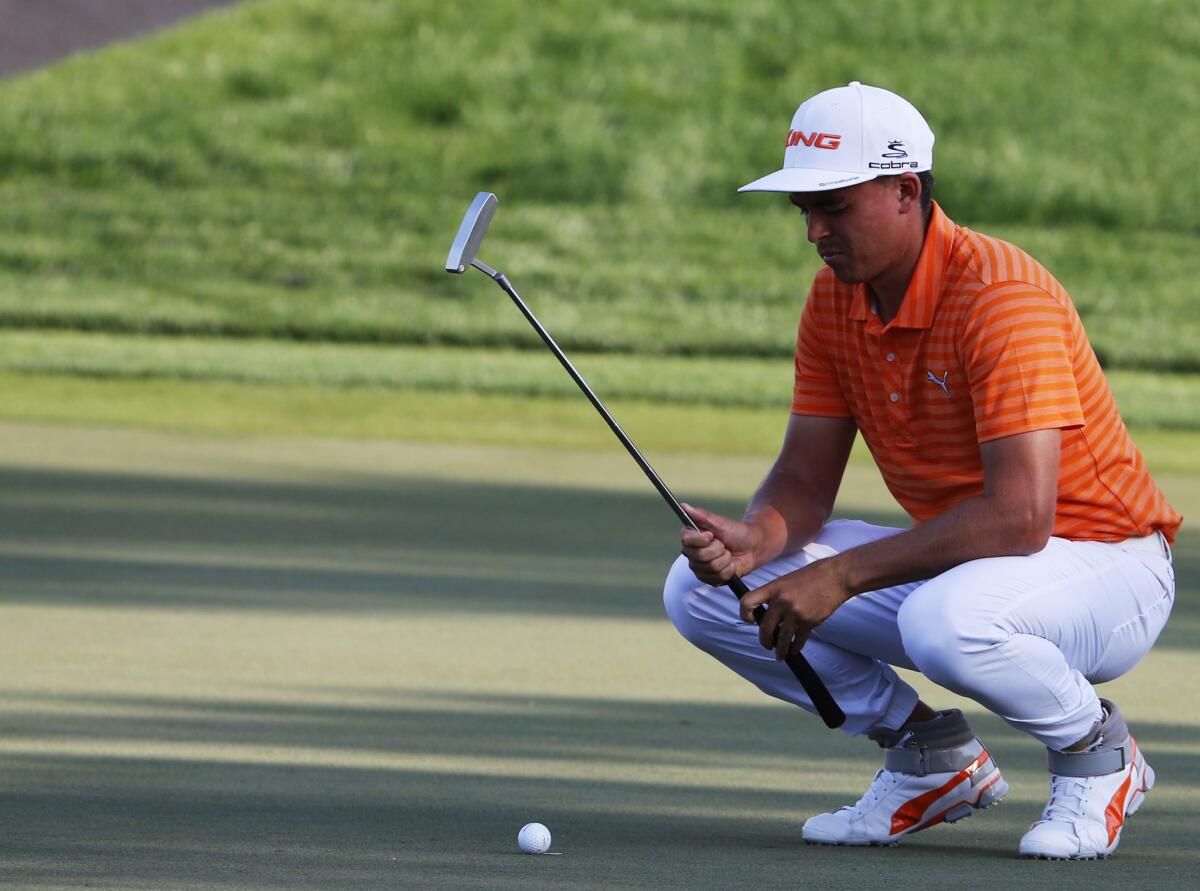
xmin=927 ymin=370 xmax=951 ymax=399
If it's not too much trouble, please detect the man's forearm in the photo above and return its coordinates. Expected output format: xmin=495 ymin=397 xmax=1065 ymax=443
xmin=742 ymin=465 xmax=835 ymax=570
xmin=829 ymin=492 xmax=1052 ymax=597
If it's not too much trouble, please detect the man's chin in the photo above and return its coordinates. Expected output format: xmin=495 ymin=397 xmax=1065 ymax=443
xmin=819 ymin=252 xmax=863 ymax=282
xmin=826 ymin=261 xmax=864 ymax=284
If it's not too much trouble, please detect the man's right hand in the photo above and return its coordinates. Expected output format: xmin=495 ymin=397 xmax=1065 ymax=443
xmin=680 ymin=503 xmax=761 ymax=586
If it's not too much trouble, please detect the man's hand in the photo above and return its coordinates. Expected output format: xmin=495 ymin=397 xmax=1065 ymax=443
xmin=739 ymin=557 xmax=852 ymax=660
xmin=678 ymin=415 xmax=855 ymax=590
xmin=680 ymin=503 xmax=761 ymax=586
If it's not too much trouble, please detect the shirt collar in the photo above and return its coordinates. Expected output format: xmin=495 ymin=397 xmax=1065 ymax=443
xmin=847 ymin=201 xmax=955 ymax=331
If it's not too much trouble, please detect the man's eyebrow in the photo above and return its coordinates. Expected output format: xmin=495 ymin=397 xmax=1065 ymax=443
xmin=789 ymin=192 xmax=847 ymax=209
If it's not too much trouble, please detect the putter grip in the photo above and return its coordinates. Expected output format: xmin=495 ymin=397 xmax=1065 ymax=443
xmin=727 ymin=574 xmax=846 ymax=729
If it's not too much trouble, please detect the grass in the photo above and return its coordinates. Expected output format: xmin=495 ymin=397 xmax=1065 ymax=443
xmin=0 ymin=422 xmax=1196 ymax=889
xmin=0 ymin=372 xmax=796 ymax=455
xmin=0 ymin=0 xmax=1197 ymax=370
xmin=4 ymin=332 xmax=1200 ymax=431
xmin=2 ymin=204 xmax=1199 ymax=371
xmin=6 ymin=373 xmax=1200 ymax=484
xmin=3 ymin=0 xmax=1196 ymax=223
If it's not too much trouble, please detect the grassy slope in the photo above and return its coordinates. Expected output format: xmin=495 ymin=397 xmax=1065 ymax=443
xmin=0 ymin=0 xmax=1197 ymax=368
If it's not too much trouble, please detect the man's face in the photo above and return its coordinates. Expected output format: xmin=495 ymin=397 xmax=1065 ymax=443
xmin=789 ymin=178 xmax=912 ymax=284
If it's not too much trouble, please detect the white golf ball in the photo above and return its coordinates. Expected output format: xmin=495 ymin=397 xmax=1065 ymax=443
xmin=518 ymin=822 xmax=552 ymax=854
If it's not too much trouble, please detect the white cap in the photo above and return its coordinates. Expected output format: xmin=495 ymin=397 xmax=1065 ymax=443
xmin=738 ymin=82 xmax=934 ymax=193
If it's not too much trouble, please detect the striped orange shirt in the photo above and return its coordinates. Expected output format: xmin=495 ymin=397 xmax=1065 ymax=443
xmin=793 ymin=201 xmax=1182 ymax=543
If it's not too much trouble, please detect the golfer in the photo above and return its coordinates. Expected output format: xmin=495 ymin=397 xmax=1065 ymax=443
xmin=664 ymin=82 xmax=1180 ymax=859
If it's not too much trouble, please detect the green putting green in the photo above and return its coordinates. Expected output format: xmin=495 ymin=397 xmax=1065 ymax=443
xmin=0 ymin=421 xmax=1194 ymax=889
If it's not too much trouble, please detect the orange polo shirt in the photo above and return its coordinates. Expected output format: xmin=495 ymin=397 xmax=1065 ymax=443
xmin=792 ymin=201 xmax=1182 ymax=544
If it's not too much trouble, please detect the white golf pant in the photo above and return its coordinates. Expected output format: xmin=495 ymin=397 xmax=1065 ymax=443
xmin=663 ymin=520 xmax=1175 ymax=749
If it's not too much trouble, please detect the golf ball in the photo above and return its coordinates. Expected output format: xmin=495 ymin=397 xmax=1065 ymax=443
xmin=518 ymin=822 xmax=552 ymax=854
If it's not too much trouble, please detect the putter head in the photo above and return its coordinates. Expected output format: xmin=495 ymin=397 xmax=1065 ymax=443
xmin=445 ymin=192 xmax=499 ymax=274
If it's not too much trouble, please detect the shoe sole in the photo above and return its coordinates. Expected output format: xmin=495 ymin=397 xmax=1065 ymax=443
xmin=945 ymin=774 xmax=1009 ymax=824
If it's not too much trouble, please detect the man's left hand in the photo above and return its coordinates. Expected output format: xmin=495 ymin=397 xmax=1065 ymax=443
xmin=739 ymin=558 xmax=852 ymax=660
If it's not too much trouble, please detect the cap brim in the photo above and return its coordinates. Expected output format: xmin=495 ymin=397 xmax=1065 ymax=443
xmin=737 ymin=168 xmax=877 ymax=193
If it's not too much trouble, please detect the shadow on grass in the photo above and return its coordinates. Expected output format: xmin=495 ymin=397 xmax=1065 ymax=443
xmin=0 ymin=466 xmax=903 ymax=618
xmin=2 ymin=690 xmax=1197 ymax=890
xmin=2 ymin=465 xmax=1195 ymax=649
xmin=2 ymin=689 xmax=1198 ymax=781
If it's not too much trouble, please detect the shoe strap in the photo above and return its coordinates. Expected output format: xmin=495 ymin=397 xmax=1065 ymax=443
xmin=884 ymin=741 xmax=979 ymax=777
xmin=1046 ymin=740 xmax=1129 ymax=777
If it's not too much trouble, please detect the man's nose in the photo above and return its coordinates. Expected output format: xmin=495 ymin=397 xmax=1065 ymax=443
xmin=806 ymin=212 xmax=830 ymax=243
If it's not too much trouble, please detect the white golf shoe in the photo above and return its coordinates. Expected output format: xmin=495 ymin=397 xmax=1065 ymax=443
xmin=1019 ymin=701 xmax=1153 ymax=860
xmin=803 ymin=709 xmax=1008 ymax=846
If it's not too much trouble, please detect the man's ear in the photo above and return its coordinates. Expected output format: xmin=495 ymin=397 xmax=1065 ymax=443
xmin=895 ymin=172 xmax=922 ymax=214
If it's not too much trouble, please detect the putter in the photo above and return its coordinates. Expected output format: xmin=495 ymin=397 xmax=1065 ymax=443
xmin=445 ymin=192 xmax=845 ymax=729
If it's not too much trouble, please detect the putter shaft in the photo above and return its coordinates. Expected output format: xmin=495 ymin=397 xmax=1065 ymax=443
xmin=474 ymin=260 xmax=694 ymax=531
xmin=471 ymin=258 xmax=846 ymax=729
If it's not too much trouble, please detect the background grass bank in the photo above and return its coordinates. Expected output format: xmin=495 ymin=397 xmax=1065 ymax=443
xmin=0 ymin=0 xmax=1197 ymax=377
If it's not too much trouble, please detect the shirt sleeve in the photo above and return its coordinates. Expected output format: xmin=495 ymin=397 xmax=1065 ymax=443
xmin=959 ymin=283 xmax=1085 ymax=443
xmin=791 ymin=286 xmax=852 ymax=418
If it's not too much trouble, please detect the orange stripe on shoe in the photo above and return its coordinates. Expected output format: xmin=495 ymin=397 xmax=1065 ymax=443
xmin=1104 ymin=770 xmax=1133 ymax=845
xmin=910 ymin=775 xmax=1001 ymax=837
xmin=1104 ymin=740 xmax=1142 ymax=845
xmin=889 ymin=750 xmax=990 ymax=836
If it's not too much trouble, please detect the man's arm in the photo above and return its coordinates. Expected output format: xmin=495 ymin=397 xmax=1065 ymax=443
xmin=681 ymin=413 xmax=857 ymax=584
xmin=742 ymin=426 xmax=1063 ymax=658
